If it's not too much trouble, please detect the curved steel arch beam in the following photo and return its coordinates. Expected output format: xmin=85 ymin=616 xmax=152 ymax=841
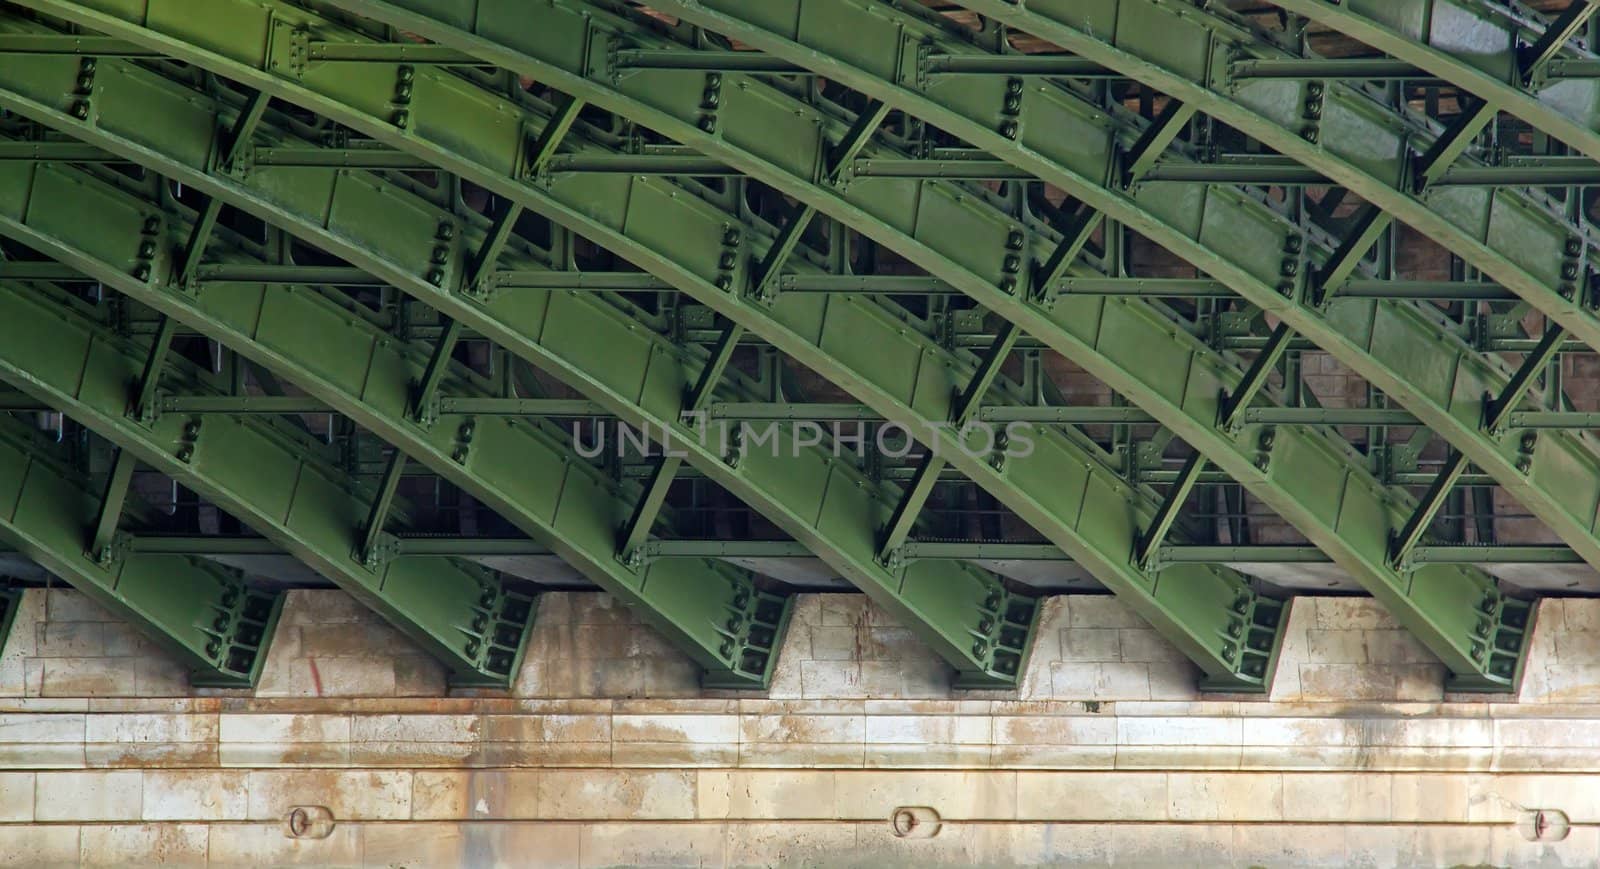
xmin=1265 ymin=0 xmax=1600 ymax=165
xmin=604 ymin=0 xmax=1600 ymax=583
xmin=0 ymin=81 xmax=1046 ymax=691
xmin=294 ymin=0 xmax=1535 ymax=687
xmin=0 ymin=7 xmax=1292 ymax=689
xmin=0 ymin=157 xmax=798 ymax=691
xmin=939 ymin=0 xmax=1600 ymax=349
xmin=0 ymin=257 xmax=535 ymax=687
xmin=0 ymin=406 xmax=281 ymax=687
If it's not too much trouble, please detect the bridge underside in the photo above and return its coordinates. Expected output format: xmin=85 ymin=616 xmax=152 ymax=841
xmin=0 ymin=0 xmax=1598 ymax=864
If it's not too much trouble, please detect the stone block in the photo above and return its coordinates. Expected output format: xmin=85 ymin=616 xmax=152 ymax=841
xmin=245 ymin=770 xmax=412 ymax=821
xmin=577 ymin=822 xmax=725 ymax=867
xmin=45 ymin=590 xmax=115 ymax=623
xmin=141 ymin=770 xmax=249 ymax=821
xmin=740 ymin=713 xmax=864 ymax=745
xmin=1305 ymin=628 xmax=1368 ymax=663
xmin=206 ymin=821 xmax=363 ymax=865
xmin=799 ymin=661 xmax=865 ymax=699
xmin=612 ymin=713 xmax=737 ymax=745
xmin=1167 ymin=772 xmax=1283 ymax=821
xmin=38 ymin=658 xmax=136 ymax=696
xmin=1281 ymin=772 xmax=1394 ymax=821
xmin=1117 ymin=629 xmax=1187 ymax=664
xmin=807 ymin=625 xmax=862 ymax=661
xmin=35 ymin=622 xmax=104 ymax=657
xmin=535 ymin=770 xmax=696 ymax=820
xmin=35 ymin=770 xmax=143 ymax=821
xmin=0 ymin=772 xmax=33 ymax=821
xmin=833 ymin=771 xmax=1017 ymax=820
xmin=84 ymin=713 xmax=215 ymax=745
xmin=0 ymin=825 xmax=81 ymax=865
xmin=1016 ymin=772 xmax=1167 ymax=821
xmin=711 ymin=770 xmax=834 ymax=819
xmin=218 ymin=713 xmax=351 ymax=745
xmin=78 ymin=824 xmax=209 ymax=866
xmin=351 ymin=714 xmax=479 ymax=744
xmin=1062 ymin=596 xmax=1147 ymax=629
xmin=1058 ymin=628 xmax=1120 ymax=662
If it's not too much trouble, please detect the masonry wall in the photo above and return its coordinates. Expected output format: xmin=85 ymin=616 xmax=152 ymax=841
xmin=1 ymin=588 xmax=1598 ymax=866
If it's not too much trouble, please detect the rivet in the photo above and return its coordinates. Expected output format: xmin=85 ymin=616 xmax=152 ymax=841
xmin=1301 ymin=126 xmax=1319 ymax=143
xmin=392 ymin=109 xmax=410 ymax=128
xmin=71 ymin=100 xmax=90 ymax=119
xmin=698 ymin=115 xmax=717 ymax=133
xmin=138 ymin=241 xmax=157 ymax=259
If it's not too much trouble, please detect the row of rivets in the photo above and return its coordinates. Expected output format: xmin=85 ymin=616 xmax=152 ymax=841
xmin=1300 ymin=81 xmax=1324 ymax=143
xmin=1560 ymin=234 xmax=1584 ymax=301
xmin=428 ymin=219 xmax=453 ymax=286
xmin=453 ymin=418 xmax=475 ymax=464
xmin=391 ymin=65 xmax=415 ymax=129
xmin=134 ymin=215 xmax=160 ymax=282
xmin=698 ymin=72 xmax=722 ymax=134
xmin=176 ymin=418 xmax=201 ymax=464
xmin=70 ymin=56 xmax=96 ymax=121
xmin=998 ymin=78 xmax=1023 ymax=140
xmin=716 ymin=226 xmax=739 ymax=293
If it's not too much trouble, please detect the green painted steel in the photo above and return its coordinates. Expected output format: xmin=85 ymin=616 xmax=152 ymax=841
xmin=304 ymin=0 xmax=1535 ymax=688
xmin=0 ymin=412 xmax=281 ymax=686
xmin=0 ymin=68 xmax=1050 ymax=691
xmin=0 ymin=160 xmax=790 ymax=691
xmin=0 ymin=257 xmax=535 ymax=688
xmin=0 ymin=4 xmax=1297 ymax=689
xmin=1266 ymin=0 xmax=1600 ymax=164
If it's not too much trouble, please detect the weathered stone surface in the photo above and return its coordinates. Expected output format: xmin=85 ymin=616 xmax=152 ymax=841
xmin=0 ymin=591 xmax=1595 ymax=864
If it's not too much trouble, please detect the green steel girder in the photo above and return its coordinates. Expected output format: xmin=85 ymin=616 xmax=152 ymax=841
xmin=0 ymin=411 xmax=281 ymax=686
xmin=928 ymin=1 xmax=1600 ymax=319
xmin=0 ymin=162 xmax=793 ymax=691
xmin=0 ymin=5 xmax=1296 ymax=689
xmin=9 ymin=319 xmax=534 ymax=691
xmin=0 ymin=73 xmax=1056 ymax=691
xmin=303 ymin=0 xmax=1538 ymax=688
xmin=1265 ymin=1 xmax=1600 ymax=163
xmin=7 ymin=535 xmax=1586 ymax=567
xmin=0 ymin=257 xmax=536 ymax=689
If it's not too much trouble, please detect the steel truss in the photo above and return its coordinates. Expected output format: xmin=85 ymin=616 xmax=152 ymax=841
xmin=0 ymin=3 xmax=1302 ymax=690
xmin=0 ymin=404 xmax=280 ymax=686
xmin=285 ymin=0 xmax=1539 ymax=687
xmin=0 ymin=33 xmax=1059 ymax=688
